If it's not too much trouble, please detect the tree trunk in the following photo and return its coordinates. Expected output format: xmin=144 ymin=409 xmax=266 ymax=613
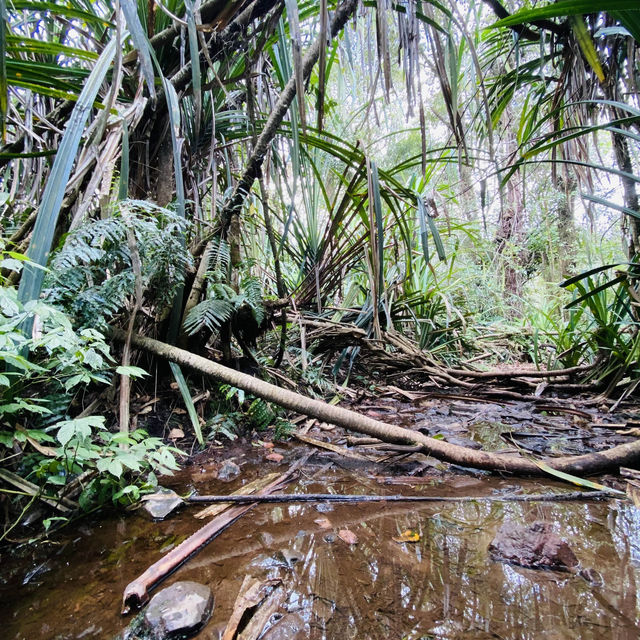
xmin=109 ymin=327 xmax=640 ymax=476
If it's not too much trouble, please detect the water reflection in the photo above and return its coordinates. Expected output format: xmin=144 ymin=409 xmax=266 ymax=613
xmin=1 ymin=470 xmax=639 ymax=639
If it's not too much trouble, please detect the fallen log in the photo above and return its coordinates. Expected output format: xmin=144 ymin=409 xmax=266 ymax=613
xmin=109 ymin=328 xmax=640 ymax=476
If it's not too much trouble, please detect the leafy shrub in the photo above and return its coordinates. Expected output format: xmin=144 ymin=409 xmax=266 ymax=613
xmin=183 ymin=238 xmax=265 ymax=338
xmin=0 ymin=285 xmax=181 ymax=532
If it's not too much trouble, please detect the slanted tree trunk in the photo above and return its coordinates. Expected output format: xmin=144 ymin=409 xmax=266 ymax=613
xmin=110 ymin=327 xmax=640 ymax=476
xmin=612 ymin=131 xmax=640 ymax=258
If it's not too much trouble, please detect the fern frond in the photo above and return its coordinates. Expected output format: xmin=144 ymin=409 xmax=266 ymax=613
xmin=247 ymin=397 xmax=275 ymax=430
xmin=242 ymin=276 xmax=264 ymax=325
xmin=206 ymin=238 xmax=230 ymax=282
xmin=210 ymin=283 xmax=236 ymax=300
xmin=45 ymin=201 xmax=191 ymax=327
xmin=183 ymin=299 xmax=235 ymax=335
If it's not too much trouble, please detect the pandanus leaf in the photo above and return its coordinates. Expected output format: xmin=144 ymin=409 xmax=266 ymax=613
xmin=18 ymin=36 xmax=119 ymax=308
xmin=0 ymin=0 xmax=6 ymax=143
xmin=120 ymin=0 xmax=156 ymax=99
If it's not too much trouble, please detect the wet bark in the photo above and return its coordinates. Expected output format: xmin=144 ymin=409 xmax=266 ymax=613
xmin=494 ymin=162 xmax=525 ymax=315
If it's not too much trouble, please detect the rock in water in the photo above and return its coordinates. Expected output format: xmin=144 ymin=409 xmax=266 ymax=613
xmin=489 ymin=521 xmax=578 ymax=571
xmin=141 ymin=488 xmax=183 ymax=520
xmin=217 ymin=459 xmax=241 ymax=481
xmin=143 ymin=581 xmax=213 ymax=639
xmin=260 ymin=612 xmax=307 ymax=640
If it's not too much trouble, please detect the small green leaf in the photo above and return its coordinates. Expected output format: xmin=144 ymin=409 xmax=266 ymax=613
xmin=108 ymin=459 xmax=124 ymax=478
xmin=116 ymin=365 xmax=148 ymax=378
xmin=43 ymin=516 xmax=68 ymax=531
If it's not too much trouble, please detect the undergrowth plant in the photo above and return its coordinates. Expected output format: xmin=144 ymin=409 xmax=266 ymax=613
xmin=0 ymin=255 xmax=182 ymax=536
xmin=44 ymin=200 xmax=191 ymax=328
xmin=206 ymin=383 xmax=294 ymax=442
xmin=182 ymin=239 xmax=266 ymax=355
xmin=524 ymin=263 xmax=640 ymax=391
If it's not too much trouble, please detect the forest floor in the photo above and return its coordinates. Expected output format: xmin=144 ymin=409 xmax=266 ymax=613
xmin=2 ymin=379 xmax=640 ymax=639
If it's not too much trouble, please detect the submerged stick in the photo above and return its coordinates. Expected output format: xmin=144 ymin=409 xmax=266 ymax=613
xmin=187 ymin=491 xmax=615 ymax=504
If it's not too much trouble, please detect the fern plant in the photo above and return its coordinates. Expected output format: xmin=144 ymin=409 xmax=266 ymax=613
xmin=44 ymin=200 xmax=192 ymax=328
xmin=183 ymin=238 xmax=265 ymax=341
xmin=209 ymin=384 xmax=294 ymax=441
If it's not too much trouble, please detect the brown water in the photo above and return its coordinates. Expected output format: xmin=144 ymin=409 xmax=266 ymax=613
xmin=1 ymin=453 xmax=639 ymax=640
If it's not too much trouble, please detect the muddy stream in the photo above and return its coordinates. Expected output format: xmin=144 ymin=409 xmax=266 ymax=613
xmin=2 ymin=394 xmax=640 ymax=639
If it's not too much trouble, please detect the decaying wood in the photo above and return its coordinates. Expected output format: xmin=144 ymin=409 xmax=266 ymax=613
xmin=294 ymin=432 xmax=373 ymax=461
xmin=223 ymin=577 xmax=285 ymax=640
xmin=110 ymin=328 xmax=640 ymax=476
xmin=304 ymin=318 xmax=599 ymax=392
xmin=222 ymin=576 xmax=283 ymax=640
xmin=187 ymin=490 xmax=614 ymax=504
xmin=121 ymin=462 xmax=302 ymax=614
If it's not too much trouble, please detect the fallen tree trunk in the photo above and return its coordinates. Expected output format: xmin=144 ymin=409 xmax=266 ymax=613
xmin=109 ymin=328 xmax=640 ymax=476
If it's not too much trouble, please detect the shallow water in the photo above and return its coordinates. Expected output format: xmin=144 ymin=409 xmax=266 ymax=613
xmin=1 ymin=452 xmax=640 ymax=640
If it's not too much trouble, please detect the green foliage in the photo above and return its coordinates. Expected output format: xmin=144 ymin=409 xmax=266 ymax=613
xmin=525 ymin=264 xmax=640 ymax=386
xmin=183 ymin=298 xmax=235 ymax=335
xmin=206 ymin=384 xmax=294 ymax=442
xmin=0 ymin=280 xmax=181 ymax=524
xmin=45 ymin=200 xmax=191 ymax=328
xmin=183 ymin=239 xmax=265 ymax=337
xmin=40 ymin=424 xmax=180 ymax=508
xmin=0 ymin=286 xmax=113 ymax=407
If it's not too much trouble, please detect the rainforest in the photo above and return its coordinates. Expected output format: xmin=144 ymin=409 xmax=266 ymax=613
xmin=1 ymin=1 xmax=640 ymax=639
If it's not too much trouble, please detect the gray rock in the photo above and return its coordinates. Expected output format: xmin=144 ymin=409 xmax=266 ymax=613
xmin=489 ymin=521 xmax=578 ymax=571
xmin=217 ymin=459 xmax=241 ymax=481
xmin=141 ymin=488 xmax=183 ymax=521
xmin=143 ymin=581 xmax=213 ymax=639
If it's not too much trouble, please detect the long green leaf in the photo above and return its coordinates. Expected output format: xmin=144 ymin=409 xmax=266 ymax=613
xmin=185 ymin=0 xmax=201 ymax=138
xmin=565 ymin=274 xmax=627 ymax=309
xmin=370 ymin=160 xmax=384 ymax=293
xmin=569 ymin=15 xmax=604 ymax=82
xmin=417 ymin=194 xmax=430 ymax=266
xmin=120 ymin=0 xmax=156 ymax=99
xmin=533 ymin=460 xmax=626 ymax=495
xmin=582 ymin=192 xmax=640 ymax=220
xmin=6 ymin=35 xmax=99 ymax=61
xmin=169 ymin=362 xmax=204 ymax=446
xmin=560 ymin=263 xmax=625 ymax=288
xmin=611 ymin=10 xmax=640 ymax=43
xmin=493 ymin=2 xmax=640 ymax=27
xmin=163 ymin=77 xmax=187 ymax=344
xmin=11 ymin=1 xmax=114 ymax=27
xmin=17 ymin=36 xmax=119 ymax=308
xmin=425 ymin=207 xmax=446 ymax=261
xmin=0 ymin=0 xmax=6 ymax=143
